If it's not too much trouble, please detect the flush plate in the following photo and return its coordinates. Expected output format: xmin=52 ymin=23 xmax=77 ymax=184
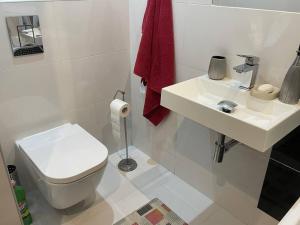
xmin=6 ymin=15 xmax=44 ymax=57
xmin=161 ymin=75 xmax=300 ymax=152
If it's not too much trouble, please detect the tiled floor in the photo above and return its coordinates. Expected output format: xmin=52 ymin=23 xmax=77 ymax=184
xmin=28 ymin=147 xmax=257 ymax=225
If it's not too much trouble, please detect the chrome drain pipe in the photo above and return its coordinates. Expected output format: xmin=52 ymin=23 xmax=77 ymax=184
xmin=214 ymin=133 xmax=239 ymax=163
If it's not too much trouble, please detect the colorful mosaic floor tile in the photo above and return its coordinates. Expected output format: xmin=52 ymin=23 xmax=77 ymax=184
xmin=114 ymin=198 xmax=188 ymax=225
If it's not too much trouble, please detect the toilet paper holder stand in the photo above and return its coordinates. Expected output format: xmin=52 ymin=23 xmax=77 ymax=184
xmin=113 ymin=90 xmax=137 ymax=172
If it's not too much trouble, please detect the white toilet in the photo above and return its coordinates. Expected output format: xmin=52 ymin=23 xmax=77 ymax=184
xmin=16 ymin=123 xmax=108 ymax=209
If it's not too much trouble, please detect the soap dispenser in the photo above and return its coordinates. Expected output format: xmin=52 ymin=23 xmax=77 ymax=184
xmin=279 ymin=45 xmax=300 ymax=104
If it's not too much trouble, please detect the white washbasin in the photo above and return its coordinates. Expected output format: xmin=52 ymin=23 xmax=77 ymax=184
xmin=161 ymin=75 xmax=300 ymax=152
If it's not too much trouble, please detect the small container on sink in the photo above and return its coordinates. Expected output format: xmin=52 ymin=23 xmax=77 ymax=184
xmin=208 ymin=56 xmax=227 ymax=80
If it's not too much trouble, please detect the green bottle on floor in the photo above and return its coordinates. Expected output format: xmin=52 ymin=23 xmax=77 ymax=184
xmin=14 ymin=186 xmax=33 ymax=225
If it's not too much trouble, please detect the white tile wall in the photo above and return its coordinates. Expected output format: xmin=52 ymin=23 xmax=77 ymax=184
xmin=213 ymin=0 xmax=300 ymax=13
xmin=180 ymin=5 xmax=300 ymax=87
xmin=0 ymin=0 xmax=130 ymax=164
xmin=129 ymin=1 xmax=300 ymax=224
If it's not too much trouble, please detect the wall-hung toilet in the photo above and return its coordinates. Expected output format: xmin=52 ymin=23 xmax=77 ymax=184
xmin=16 ymin=123 xmax=108 ymax=209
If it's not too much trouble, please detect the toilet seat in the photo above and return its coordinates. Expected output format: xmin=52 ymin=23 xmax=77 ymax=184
xmin=16 ymin=123 xmax=108 ymax=184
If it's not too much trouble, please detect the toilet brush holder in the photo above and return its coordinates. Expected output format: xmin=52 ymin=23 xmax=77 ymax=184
xmin=113 ymin=90 xmax=137 ymax=172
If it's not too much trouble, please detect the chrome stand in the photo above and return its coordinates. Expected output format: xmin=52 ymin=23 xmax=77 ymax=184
xmin=114 ymin=90 xmax=137 ymax=172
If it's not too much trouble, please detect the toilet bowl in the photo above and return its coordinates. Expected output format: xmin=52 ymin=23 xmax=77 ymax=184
xmin=16 ymin=123 xmax=108 ymax=209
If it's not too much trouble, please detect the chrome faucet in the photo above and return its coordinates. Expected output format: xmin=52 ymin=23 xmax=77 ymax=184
xmin=233 ymin=55 xmax=259 ymax=90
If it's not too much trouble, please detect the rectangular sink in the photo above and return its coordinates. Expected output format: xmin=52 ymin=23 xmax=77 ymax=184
xmin=161 ymin=75 xmax=300 ymax=152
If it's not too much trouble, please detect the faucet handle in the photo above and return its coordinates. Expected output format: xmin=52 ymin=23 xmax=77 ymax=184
xmin=237 ymin=54 xmax=259 ymax=66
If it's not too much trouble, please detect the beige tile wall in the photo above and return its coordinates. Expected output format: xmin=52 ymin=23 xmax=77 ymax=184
xmin=0 ymin=0 xmax=130 ymax=164
xmin=129 ymin=0 xmax=300 ymax=224
xmin=0 ymin=149 xmax=22 ymax=225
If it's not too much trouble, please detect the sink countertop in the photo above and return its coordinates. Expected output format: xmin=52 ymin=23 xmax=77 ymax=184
xmin=161 ymin=75 xmax=300 ymax=152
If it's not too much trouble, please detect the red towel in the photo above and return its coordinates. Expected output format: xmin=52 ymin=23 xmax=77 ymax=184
xmin=134 ymin=0 xmax=175 ymax=126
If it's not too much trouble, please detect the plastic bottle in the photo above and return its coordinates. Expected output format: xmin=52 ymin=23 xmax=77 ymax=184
xmin=14 ymin=186 xmax=33 ymax=225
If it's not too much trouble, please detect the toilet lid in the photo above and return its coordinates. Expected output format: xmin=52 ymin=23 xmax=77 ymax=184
xmin=16 ymin=124 xmax=108 ymax=184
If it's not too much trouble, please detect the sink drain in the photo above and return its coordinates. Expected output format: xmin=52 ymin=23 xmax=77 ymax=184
xmin=217 ymin=100 xmax=237 ymax=113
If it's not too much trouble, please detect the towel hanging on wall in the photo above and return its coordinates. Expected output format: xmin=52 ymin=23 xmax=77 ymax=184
xmin=134 ymin=0 xmax=175 ymax=126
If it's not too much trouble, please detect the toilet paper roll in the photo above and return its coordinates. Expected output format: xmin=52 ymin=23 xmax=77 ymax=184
xmin=110 ymin=99 xmax=130 ymax=142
